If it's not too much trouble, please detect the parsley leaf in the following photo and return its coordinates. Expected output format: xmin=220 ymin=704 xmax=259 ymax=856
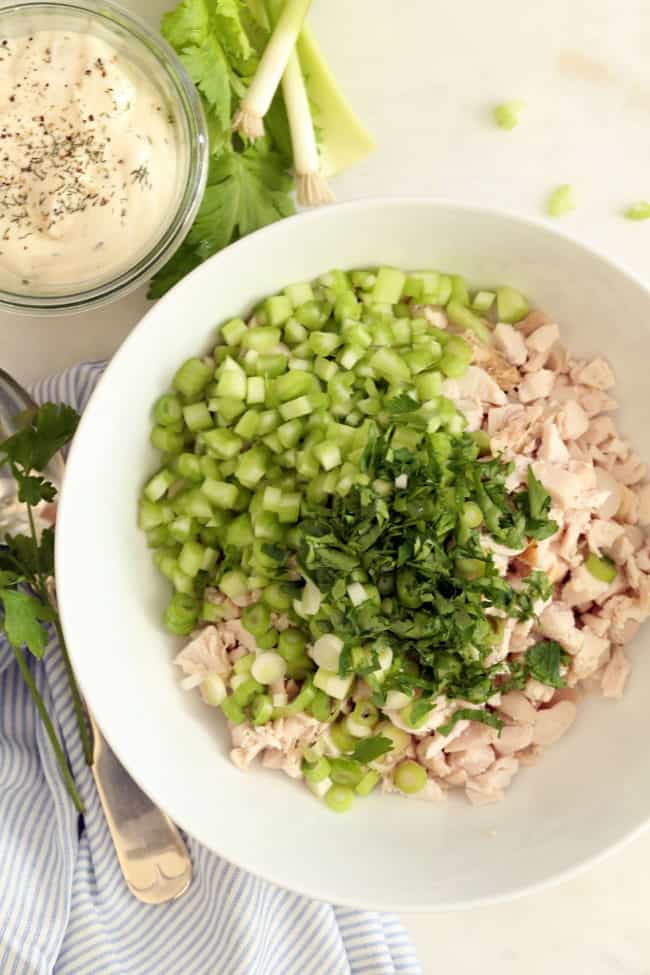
xmin=161 ymin=0 xmax=209 ymax=50
xmin=0 ymin=589 xmax=55 ymax=659
xmin=386 ymin=394 xmax=419 ymax=415
xmin=527 ymin=465 xmax=550 ymax=520
xmin=438 ymin=708 xmax=503 ymax=737
xmin=525 ymin=640 xmax=567 ymax=689
xmin=351 ymin=735 xmax=393 ymax=764
xmin=180 ymin=37 xmax=231 ymax=130
xmin=185 ymin=148 xmax=293 ymax=261
xmin=150 ymin=1 xmax=296 ymax=297
xmin=0 ymin=402 xmax=78 ymax=475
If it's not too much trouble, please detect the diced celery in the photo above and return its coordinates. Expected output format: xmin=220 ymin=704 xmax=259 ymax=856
xmin=210 ymin=398 xmax=246 ymax=422
xmin=255 ymin=354 xmax=288 ymax=378
xmin=284 ymin=318 xmax=308 ymax=345
xmin=182 ymin=401 xmax=213 ymax=433
xmin=279 ymin=395 xmax=314 ymax=420
xmin=220 ymin=317 xmax=248 ymax=346
xmin=144 ymin=469 xmax=175 ymax=503
xmin=265 ymin=295 xmax=292 ymax=326
xmin=472 ymin=290 xmax=496 ymax=313
xmin=273 ymin=371 xmax=314 ymax=402
xmin=173 ymin=357 xmax=212 ymax=398
xmin=308 ymin=331 xmax=342 ymax=356
xmin=371 ymin=266 xmax=406 ymax=304
xmin=242 ymin=326 xmax=282 ymax=352
xmin=284 ymin=281 xmax=314 ymax=307
xmin=370 ymin=348 xmax=410 ymax=383
xmin=201 ymin=428 xmax=243 ymax=459
xmin=446 ymin=300 xmax=490 ymax=341
xmin=235 ymin=446 xmax=270 ymax=487
xmin=496 ymin=286 xmax=529 ymax=324
xmin=450 ymin=274 xmax=469 ymax=305
xmin=202 ymin=478 xmax=238 ymax=509
xmin=234 ymin=409 xmax=260 ymax=440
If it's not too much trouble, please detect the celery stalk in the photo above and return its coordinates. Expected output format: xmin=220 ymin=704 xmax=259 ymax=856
xmin=296 ymin=25 xmax=375 ymax=177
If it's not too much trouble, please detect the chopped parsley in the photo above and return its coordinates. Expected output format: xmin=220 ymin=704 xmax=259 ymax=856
xmin=297 ymin=426 xmax=558 ymax=715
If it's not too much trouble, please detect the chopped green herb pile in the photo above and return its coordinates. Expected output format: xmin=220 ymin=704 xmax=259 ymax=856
xmin=0 ymin=403 xmax=88 ymax=812
xmin=298 ymin=426 xmax=556 ymax=708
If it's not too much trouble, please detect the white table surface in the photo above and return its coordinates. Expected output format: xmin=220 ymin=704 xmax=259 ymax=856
xmin=5 ymin=0 xmax=650 ymax=969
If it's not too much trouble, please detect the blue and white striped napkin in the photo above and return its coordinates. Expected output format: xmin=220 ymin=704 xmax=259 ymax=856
xmin=0 ymin=362 xmax=421 ymax=975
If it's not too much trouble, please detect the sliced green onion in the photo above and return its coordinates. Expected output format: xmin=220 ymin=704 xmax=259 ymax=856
xmin=200 ymin=674 xmax=227 ymax=707
xmin=493 ymin=100 xmax=526 ymax=130
xmin=624 ymin=201 xmax=650 ymax=221
xmin=547 ymin=184 xmax=576 ymax=218
xmin=585 ymin=552 xmax=617 ymax=583
xmin=324 ymin=784 xmax=354 ymax=812
xmin=251 ymin=651 xmax=287 ymax=684
xmin=394 ymin=760 xmax=427 ymax=794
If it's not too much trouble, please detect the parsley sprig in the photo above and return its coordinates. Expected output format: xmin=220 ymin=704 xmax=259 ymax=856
xmin=0 ymin=403 xmax=89 ymax=812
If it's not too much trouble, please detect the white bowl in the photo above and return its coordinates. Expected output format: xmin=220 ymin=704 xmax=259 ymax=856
xmin=57 ymin=199 xmax=650 ymax=911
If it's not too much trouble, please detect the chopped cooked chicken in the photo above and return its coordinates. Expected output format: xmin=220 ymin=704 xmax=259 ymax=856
xmin=175 ymin=625 xmax=234 ymax=679
xmin=570 ymin=357 xmax=615 ymax=391
xmin=601 ymin=648 xmax=631 ymax=699
xmin=539 ymin=601 xmax=583 ymax=654
xmin=638 ymin=484 xmax=650 ymax=526
xmin=443 ymin=365 xmax=507 ymax=406
xmin=556 ymin=400 xmax=590 ymax=441
xmin=539 ymin=420 xmax=570 ymax=465
xmin=465 ymin=756 xmax=519 ymax=806
xmin=562 ymin=563 xmax=612 ymax=607
xmin=518 ymin=369 xmax=555 ymax=403
xmin=494 ymin=323 xmax=528 ymax=366
xmin=531 ymin=700 xmax=577 ymax=746
xmin=524 ymin=323 xmax=560 ymax=371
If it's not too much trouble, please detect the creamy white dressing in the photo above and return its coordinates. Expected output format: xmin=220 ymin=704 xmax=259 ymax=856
xmin=0 ymin=30 xmax=181 ymax=293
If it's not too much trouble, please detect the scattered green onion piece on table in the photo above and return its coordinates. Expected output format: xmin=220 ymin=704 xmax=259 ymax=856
xmin=624 ymin=202 xmax=650 ymax=221
xmin=547 ymin=184 xmax=576 ymax=218
xmin=493 ymin=100 xmax=526 ymax=130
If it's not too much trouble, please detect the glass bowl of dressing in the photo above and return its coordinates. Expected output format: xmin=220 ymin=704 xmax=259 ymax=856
xmin=0 ymin=0 xmax=208 ymax=313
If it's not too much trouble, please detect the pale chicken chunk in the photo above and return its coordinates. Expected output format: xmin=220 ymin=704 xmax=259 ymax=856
xmin=465 ymin=757 xmax=519 ymax=806
xmin=562 ymin=563 xmax=611 ymax=606
xmin=498 ymin=691 xmax=538 ymax=725
xmin=556 ymin=400 xmax=590 ymax=441
xmin=531 ymin=700 xmax=577 ymax=746
xmin=532 ymin=460 xmax=601 ymax=512
xmin=539 ymin=420 xmax=570 ymax=465
xmin=539 ymin=601 xmax=583 ymax=654
xmin=587 ymin=519 xmax=625 ymax=556
xmin=570 ymin=630 xmax=610 ymax=682
xmin=494 ymin=322 xmax=528 ymax=365
xmin=443 ymin=365 xmax=507 ymax=406
xmin=518 ymin=369 xmax=555 ymax=403
xmin=570 ymin=357 xmax=615 ymax=391
xmin=601 ymin=648 xmax=631 ymax=699
xmin=175 ymin=625 xmax=234 ymax=679
xmin=638 ymin=484 xmax=650 ymax=526
xmin=493 ymin=723 xmax=534 ymax=757
xmin=524 ymin=323 xmax=560 ymax=371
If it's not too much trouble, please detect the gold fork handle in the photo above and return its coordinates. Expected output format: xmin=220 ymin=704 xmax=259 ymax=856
xmin=89 ymin=712 xmax=192 ymax=904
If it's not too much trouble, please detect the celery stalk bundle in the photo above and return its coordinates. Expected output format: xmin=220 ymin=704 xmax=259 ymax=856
xmin=149 ymin=0 xmax=373 ymax=298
